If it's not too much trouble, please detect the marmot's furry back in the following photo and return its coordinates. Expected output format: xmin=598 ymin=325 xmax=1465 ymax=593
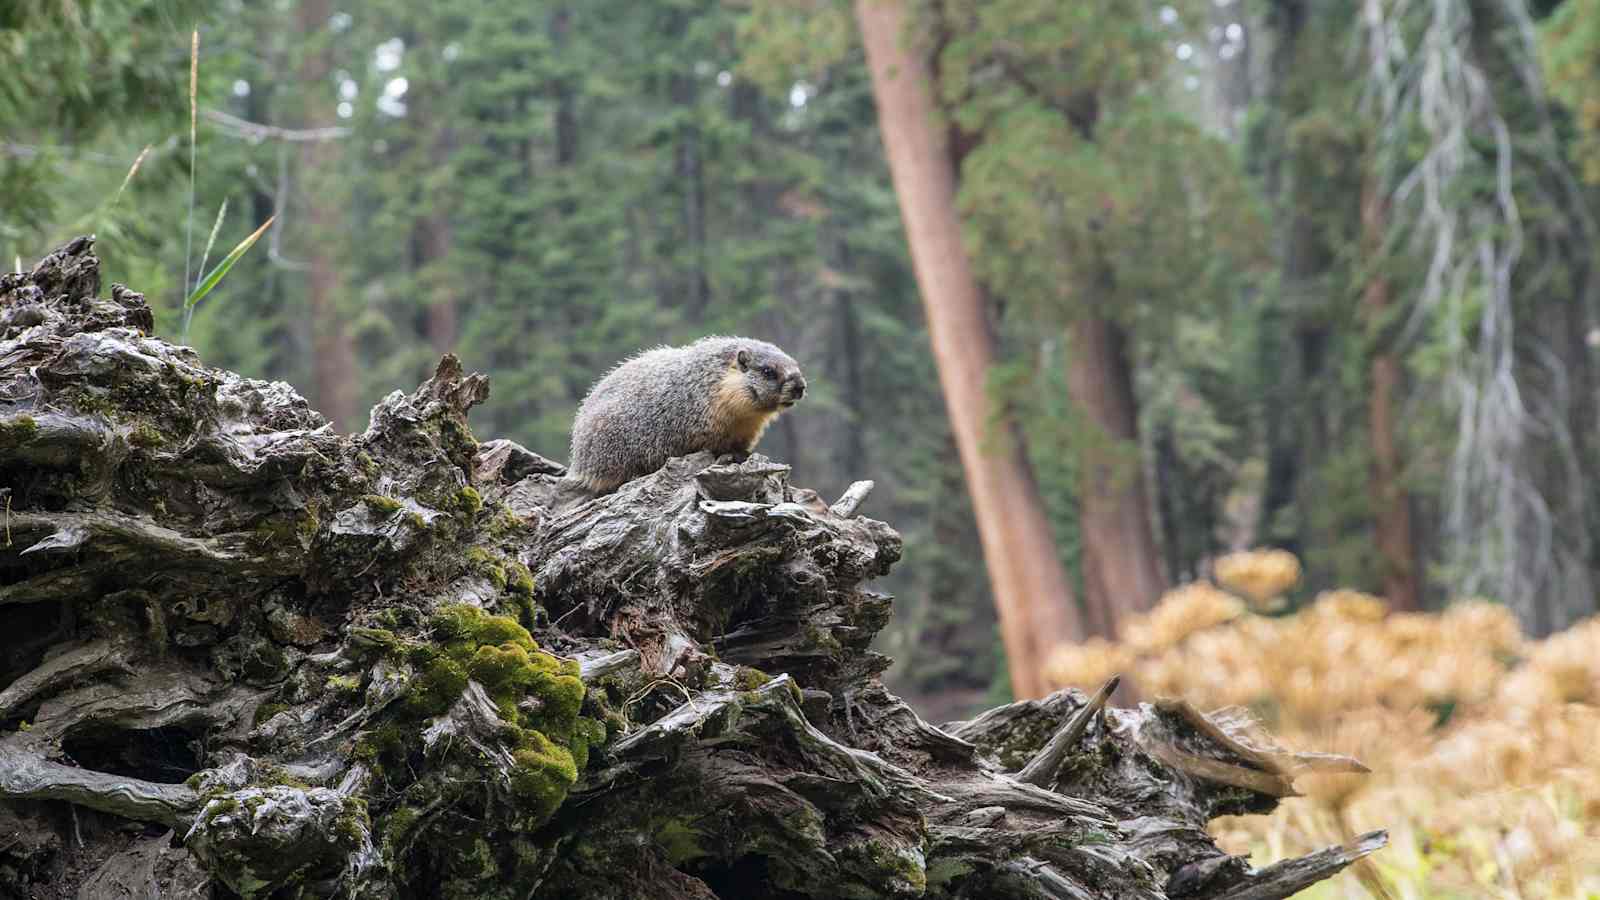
xmin=567 ymin=337 xmax=806 ymax=494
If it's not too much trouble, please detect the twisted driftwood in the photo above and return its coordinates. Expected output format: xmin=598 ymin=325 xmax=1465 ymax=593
xmin=0 ymin=238 xmax=1384 ymax=898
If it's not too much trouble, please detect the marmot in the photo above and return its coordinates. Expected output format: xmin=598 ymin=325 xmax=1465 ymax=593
xmin=567 ymin=336 xmax=807 ymax=494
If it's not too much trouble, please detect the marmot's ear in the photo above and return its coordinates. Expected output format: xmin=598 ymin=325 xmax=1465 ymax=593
xmin=735 ymin=348 xmax=751 ymax=371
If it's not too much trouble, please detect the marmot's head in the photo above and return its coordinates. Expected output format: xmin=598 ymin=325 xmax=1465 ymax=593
xmin=733 ymin=341 xmax=806 ymax=412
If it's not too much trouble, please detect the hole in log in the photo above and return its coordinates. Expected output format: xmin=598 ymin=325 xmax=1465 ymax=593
xmin=0 ymin=529 xmax=75 ymax=587
xmin=60 ymin=724 xmax=205 ymax=785
xmin=688 ymin=855 xmax=812 ymax=900
xmin=0 ymin=603 xmax=66 ymax=689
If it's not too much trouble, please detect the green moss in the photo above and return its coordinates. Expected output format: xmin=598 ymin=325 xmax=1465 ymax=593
xmin=568 ymin=717 xmax=607 ymax=771
xmin=256 ymin=764 xmax=312 ymax=790
xmin=128 ymin=422 xmax=165 ymax=448
xmin=655 ymin=819 xmax=708 ymax=865
xmin=466 ymin=547 xmax=509 ymax=590
xmin=66 ymin=389 xmax=114 ymax=417
xmin=507 ymin=560 xmax=535 ymax=597
xmin=845 ymin=839 xmax=928 ymax=894
xmin=455 ymin=486 xmax=483 ymax=517
xmin=354 ymin=722 xmax=410 ymax=770
xmin=533 ymin=672 xmax=586 ymax=722
xmin=502 ymin=593 xmax=537 ymax=632
xmin=0 ymin=414 xmax=38 ymax=443
xmin=250 ymin=510 xmax=319 ymax=552
xmin=326 ymin=674 xmax=362 ymax=697
xmin=208 ymin=796 xmax=241 ymax=816
xmin=241 ymin=641 xmax=290 ymax=683
xmin=404 ymin=656 xmax=469 ymax=718
xmin=439 ymin=417 xmax=479 ymax=453
xmin=431 ymin=603 xmax=535 ymax=651
xmin=383 ymin=806 xmax=421 ymax=850
xmin=253 ymin=702 xmax=289 ymax=726
xmin=486 ymin=505 xmax=526 ymax=539
xmin=333 ymin=797 xmax=370 ymax=846
xmin=349 ymin=627 xmax=400 ymax=655
xmin=469 ymin=643 xmax=536 ymax=690
xmin=733 ymin=666 xmax=772 ymax=691
xmin=429 ymin=604 xmax=480 ymax=642
xmin=362 ymin=603 xmax=611 ymax=829
xmin=509 ymin=731 xmax=579 ymax=822
xmin=361 ymin=494 xmax=403 ymax=515
xmin=483 ymin=616 xmax=537 ymax=649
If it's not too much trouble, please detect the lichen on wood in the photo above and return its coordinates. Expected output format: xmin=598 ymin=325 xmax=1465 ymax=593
xmin=0 ymin=238 xmax=1384 ymax=898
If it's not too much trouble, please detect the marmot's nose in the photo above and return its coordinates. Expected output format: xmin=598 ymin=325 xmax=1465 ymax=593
xmin=788 ymin=376 xmax=806 ymax=399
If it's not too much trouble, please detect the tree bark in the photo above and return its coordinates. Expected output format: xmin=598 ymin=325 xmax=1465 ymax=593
xmin=1360 ymin=171 xmax=1422 ymax=611
xmin=419 ymin=213 xmax=457 ymax=355
xmin=296 ymin=0 xmax=357 ymax=431
xmin=413 ymin=76 xmax=460 ymax=358
xmin=1067 ymin=314 xmax=1168 ymax=635
xmin=856 ymin=0 xmax=1083 ymax=697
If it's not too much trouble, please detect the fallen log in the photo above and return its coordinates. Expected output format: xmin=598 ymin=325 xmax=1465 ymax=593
xmin=0 ymin=238 xmax=1383 ymax=898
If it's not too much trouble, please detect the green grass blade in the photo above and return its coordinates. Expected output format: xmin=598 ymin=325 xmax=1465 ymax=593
xmin=184 ymin=27 xmax=199 ymax=305
xmin=185 ymin=215 xmax=274 ymax=312
xmin=110 ymin=145 xmax=152 ymax=210
xmin=195 ymin=197 xmax=228 ymax=291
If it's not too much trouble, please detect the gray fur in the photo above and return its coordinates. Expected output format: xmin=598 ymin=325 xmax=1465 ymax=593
xmin=567 ymin=336 xmax=806 ymax=493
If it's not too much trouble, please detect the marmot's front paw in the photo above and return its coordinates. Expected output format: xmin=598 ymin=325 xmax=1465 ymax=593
xmin=716 ymin=451 xmax=752 ymax=465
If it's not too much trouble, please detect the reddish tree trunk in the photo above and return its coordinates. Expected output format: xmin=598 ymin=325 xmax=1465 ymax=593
xmin=419 ymin=213 xmax=457 ymax=355
xmin=1361 ymin=172 xmax=1422 ymax=611
xmin=1066 ymin=315 xmax=1167 ymax=636
xmin=297 ymin=0 xmax=356 ymax=430
xmin=857 ymin=0 xmax=1083 ymax=698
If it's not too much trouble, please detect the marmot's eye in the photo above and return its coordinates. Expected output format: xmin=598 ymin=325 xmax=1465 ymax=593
xmin=760 ymin=366 xmax=777 ymax=379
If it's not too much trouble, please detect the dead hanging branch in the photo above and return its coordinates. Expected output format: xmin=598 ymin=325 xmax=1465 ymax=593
xmin=0 ymin=238 xmax=1383 ymax=898
xmin=1360 ymin=0 xmax=1597 ymax=631
xmin=202 ymin=108 xmax=352 ymax=143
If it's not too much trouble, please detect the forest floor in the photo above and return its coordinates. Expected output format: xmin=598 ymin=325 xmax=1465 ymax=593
xmin=1048 ymin=575 xmax=1600 ymax=899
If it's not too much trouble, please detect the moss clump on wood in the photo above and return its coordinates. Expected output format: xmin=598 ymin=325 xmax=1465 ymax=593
xmin=465 ymin=547 xmax=509 ymax=590
xmin=733 ymin=666 xmax=772 ymax=691
xmin=376 ymin=604 xmax=605 ymax=827
xmin=361 ymin=494 xmax=404 ymax=515
xmin=0 ymin=414 xmax=38 ymax=443
xmin=252 ymin=702 xmax=289 ymax=726
xmin=128 ymin=422 xmax=165 ymax=448
xmin=250 ymin=510 xmax=319 ymax=553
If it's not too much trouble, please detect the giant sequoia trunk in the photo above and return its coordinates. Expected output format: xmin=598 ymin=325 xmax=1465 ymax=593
xmin=296 ymin=0 xmax=358 ymax=432
xmin=1359 ymin=172 xmax=1421 ymax=612
xmin=1067 ymin=314 xmax=1168 ymax=636
xmin=857 ymin=0 xmax=1084 ymax=696
xmin=0 ymin=239 xmax=1382 ymax=898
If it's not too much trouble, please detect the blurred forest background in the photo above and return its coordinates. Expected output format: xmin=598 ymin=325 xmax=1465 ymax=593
xmin=7 ymin=0 xmax=1600 ymax=895
xmin=5 ymin=0 xmax=1600 ymax=713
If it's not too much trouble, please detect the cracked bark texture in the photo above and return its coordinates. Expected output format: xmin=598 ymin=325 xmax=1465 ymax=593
xmin=0 ymin=238 xmax=1385 ymax=899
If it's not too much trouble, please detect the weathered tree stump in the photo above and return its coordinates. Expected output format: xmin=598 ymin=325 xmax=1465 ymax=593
xmin=0 ymin=238 xmax=1384 ymax=898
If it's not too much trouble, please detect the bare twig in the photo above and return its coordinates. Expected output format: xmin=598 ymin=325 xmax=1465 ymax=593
xmin=829 ymin=480 xmax=875 ymax=517
xmin=1014 ymin=675 xmax=1118 ymax=787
